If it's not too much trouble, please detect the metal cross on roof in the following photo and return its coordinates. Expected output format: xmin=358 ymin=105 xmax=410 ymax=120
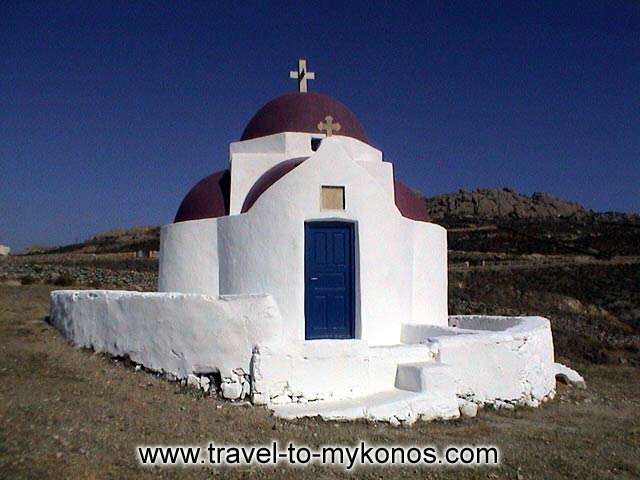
xmin=289 ymin=59 xmax=315 ymax=93
xmin=317 ymin=116 xmax=341 ymax=136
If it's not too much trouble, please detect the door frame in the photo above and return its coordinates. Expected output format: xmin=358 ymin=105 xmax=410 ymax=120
xmin=304 ymin=220 xmax=357 ymax=340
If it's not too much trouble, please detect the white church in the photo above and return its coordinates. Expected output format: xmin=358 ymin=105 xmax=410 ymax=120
xmin=50 ymin=60 xmax=581 ymax=423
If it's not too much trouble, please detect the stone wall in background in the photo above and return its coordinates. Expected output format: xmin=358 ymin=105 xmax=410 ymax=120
xmin=0 ymin=256 xmax=158 ymax=291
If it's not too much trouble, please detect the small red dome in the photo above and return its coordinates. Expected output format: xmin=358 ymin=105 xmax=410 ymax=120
xmin=394 ymin=181 xmax=429 ymax=222
xmin=174 ymin=170 xmax=230 ymax=223
xmin=241 ymin=92 xmax=368 ymax=144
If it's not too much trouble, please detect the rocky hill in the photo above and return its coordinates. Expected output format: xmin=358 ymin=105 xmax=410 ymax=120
xmin=21 ymin=226 xmax=160 ymax=256
xmin=424 ymin=188 xmax=639 ymax=224
xmin=423 ymin=189 xmax=640 ymax=257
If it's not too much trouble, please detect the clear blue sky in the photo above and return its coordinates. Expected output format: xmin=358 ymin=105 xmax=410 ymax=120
xmin=1 ymin=1 xmax=638 ymax=251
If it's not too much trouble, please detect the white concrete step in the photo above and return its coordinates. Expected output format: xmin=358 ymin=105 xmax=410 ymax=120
xmin=270 ymin=388 xmax=460 ymax=424
xmin=394 ymin=361 xmax=458 ymax=396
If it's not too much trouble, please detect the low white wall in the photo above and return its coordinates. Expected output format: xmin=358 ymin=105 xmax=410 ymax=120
xmin=254 ymin=315 xmax=556 ymax=406
xmin=400 ymin=323 xmax=462 ymax=343
xmin=50 ymin=291 xmax=557 ymax=411
xmin=411 ymin=222 xmax=448 ymax=327
xmin=439 ymin=316 xmax=556 ymax=404
xmin=252 ymin=341 xmax=435 ymax=404
xmin=49 ymin=290 xmax=283 ymax=378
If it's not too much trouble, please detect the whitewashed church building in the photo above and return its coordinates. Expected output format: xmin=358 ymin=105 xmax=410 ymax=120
xmin=50 ymin=60 xmax=581 ymax=423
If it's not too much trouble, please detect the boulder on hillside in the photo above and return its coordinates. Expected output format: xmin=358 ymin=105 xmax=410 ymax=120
xmin=424 ymin=188 xmax=592 ymax=222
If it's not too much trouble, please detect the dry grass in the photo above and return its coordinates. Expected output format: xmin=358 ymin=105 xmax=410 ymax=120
xmin=0 ymin=284 xmax=639 ymax=479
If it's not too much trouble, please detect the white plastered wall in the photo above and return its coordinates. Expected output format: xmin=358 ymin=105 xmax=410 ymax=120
xmin=49 ymin=290 xmax=284 ymax=378
xmin=159 ymin=137 xmax=448 ymax=346
xmin=228 ymin=133 xmax=384 ymax=215
xmin=443 ymin=316 xmax=557 ymax=403
xmin=222 ymin=138 xmax=409 ymax=345
xmin=158 ymin=219 xmax=219 ymax=295
xmin=411 ymin=222 xmax=448 ymax=326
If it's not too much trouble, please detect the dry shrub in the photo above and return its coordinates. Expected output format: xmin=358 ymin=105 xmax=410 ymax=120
xmin=20 ymin=275 xmax=37 ymax=285
xmin=53 ymin=273 xmax=75 ymax=287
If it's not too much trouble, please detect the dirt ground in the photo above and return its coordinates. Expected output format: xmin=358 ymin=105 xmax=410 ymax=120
xmin=1 ymin=284 xmax=639 ymax=479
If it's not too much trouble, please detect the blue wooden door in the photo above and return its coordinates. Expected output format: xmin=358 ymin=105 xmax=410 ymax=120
xmin=305 ymin=222 xmax=355 ymax=340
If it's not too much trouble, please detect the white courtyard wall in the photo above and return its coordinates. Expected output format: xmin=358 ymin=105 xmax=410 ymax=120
xmin=411 ymin=222 xmax=448 ymax=326
xmin=256 ymin=315 xmax=556 ymax=406
xmin=252 ymin=342 xmax=435 ymax=402
xmin=443 ymin=315 xmax=556 ymax=402
xmin=49 ymin=289 xmax=557 ymax=408
xmin=49 ymin=290 xmax=283 ymax=378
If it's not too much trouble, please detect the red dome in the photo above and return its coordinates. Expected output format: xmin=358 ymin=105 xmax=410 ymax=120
xmin=174 ymin=169 xmax=230 ymax=223
xmin=241 ymin=92 xmax=368 ymax=144
xmin=394 ymin=181 xmax=429 ymax=222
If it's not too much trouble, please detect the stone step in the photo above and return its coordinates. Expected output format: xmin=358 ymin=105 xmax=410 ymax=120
xmin=270 ymin=388 xmax=459 ymax=425
xmin=394 ymin=361 xmax=458 ymax=396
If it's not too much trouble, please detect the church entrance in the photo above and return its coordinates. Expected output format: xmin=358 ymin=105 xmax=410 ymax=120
xmin=304 ymin=221 xmax=356 ymax=340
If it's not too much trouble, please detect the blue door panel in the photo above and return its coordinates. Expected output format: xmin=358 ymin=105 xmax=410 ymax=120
xmin=314 ymin=234 xmax=327 ymax=264
xmin=333 ymin=233 xmax=345 ymax=264
xmin=305 ymin=222 xmax=355 ymax=340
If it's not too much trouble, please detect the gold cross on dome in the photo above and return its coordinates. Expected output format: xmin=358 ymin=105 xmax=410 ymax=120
xmin=289 ymin=59 xmax=315 ymax=93
xmin=317 ymin=116 xmax=341 ymax=136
